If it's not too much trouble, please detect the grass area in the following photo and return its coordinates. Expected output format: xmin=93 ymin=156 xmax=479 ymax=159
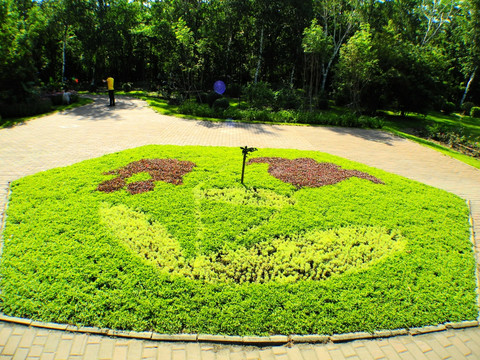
xmin=0 ymin=97 xmax=94 ymax=129
xmin=382 ymin=110 xmax=480 ymax=139
xmin=381 ymin=110 xmax=480 ymax=169
xmin=384 ymin=127 xmax=480 ymax=170
xmin=1 ymin=145 xmax=477 ymax=336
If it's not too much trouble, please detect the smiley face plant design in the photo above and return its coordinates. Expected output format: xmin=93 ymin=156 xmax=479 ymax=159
xmin=97 ymin=157 xmax=398 ymax=284
xmin=100 ymin=203 xmax=404 ymax=284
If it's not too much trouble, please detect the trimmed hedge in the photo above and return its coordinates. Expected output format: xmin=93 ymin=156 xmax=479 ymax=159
xmin=178 ymin=100 xmax=384 ymax=129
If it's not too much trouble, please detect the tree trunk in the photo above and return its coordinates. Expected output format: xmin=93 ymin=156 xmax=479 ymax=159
xmin=308 ymin=53 xmax=315 ymax=110
xmin=62 ymin=25 xmax=68 ymax=87
xmin=290 ymin=65 xmax=295 ymax=88
xmin=460 ymin=68 xmax=477 ymax=106
xmin=254 ymin=28 xmax=264 ymax=84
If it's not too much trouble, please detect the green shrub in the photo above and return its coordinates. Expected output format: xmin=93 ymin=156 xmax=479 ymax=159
xmin=316 ymin=96 xmax=330 ymax=110
xmin=243 ymin=82 xmax=275 ymax=109
xmin=461 ymin=102 xmax=474 ymax=115
xmin=272 ymin=109 xmax=298 ymax=123
xmin=212 ymin=98 xmax=230 ymax=111
xmin=122 ymin=82 xmax=133 ymax=92
xmin=179 ymin=100 xmax=215 ymax=117
xmin=223 ymin=108 xmax=242 ymax=120
xmin=225 ymin=83 xmax=242 ymax=98
xmin=206 ymin=91 xmax=222 ymax=107
xmin=70 ymin=92 xmax=79 ymax=104
xmin=274 ymin=88 xmax=303 ymax=110
xmin=196 ymin=92 xmax=209 ymax=104
xmin=442 ymin=101 xmax=456 ymax=115
xmin=470 ymin=106 xmax=480 ymax=118
xmin=240 ymin=109 xmax=272 ymax=122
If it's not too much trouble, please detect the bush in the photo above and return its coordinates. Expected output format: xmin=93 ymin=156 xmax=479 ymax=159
xmin=225 ymin=83 xmax=242 ymax=98
xmin=50 ymin=93 xmax=64 ymax=105
xmin=461 ymin=102 xmax=474 ymax=115
xmin=240 ymin=109 xmax=272 ymax=122
xmin=223 ymin=108 xmax=241 ymax=120
xmin=317 ymin=97 xmax=330 ymax=110
xmin=272 ymin=110 xmax=298 ymax=123
xmin=442 ymin=101 xmax=456 ymax=115
xmin=122 ymin=82 xmax=133 ymax=92
xmin=212 ymin=98 xmax=230 ymax=111
xmin=243 ymin=82 xmax=275 ymax=109
xmin=470 ymin=106 xmax=480 ymax=118
xmin=206 ymin=91 xmax=222 ymax=107
xmin=195 ymin=92 xmax=208 ymax=104
xmin=178 ymin=100 xmax=215 ymax=117
xmin=70 ymin=92 xmax=79 ymax=103
xmin=0 ymin=97 xmax=52 ymax=118
xmin=274 ymin=88 xmax=303 ymax=110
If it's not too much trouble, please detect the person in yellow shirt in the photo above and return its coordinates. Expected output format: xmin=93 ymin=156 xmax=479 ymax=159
xmin=103 ymin=76 xmax=115 ymax=106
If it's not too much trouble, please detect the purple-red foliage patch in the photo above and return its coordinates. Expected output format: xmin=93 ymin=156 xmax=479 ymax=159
xmin=97 ymin=158 xmax=196 ymax=194
xmin=248 ymin=157 xmax=383 ymax=189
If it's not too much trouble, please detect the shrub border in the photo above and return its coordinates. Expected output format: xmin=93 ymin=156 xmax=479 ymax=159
xmin=0 ymin=185 xmax=479 ymax=345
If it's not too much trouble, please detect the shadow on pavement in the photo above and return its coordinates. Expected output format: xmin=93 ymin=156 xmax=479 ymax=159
xmin=325 ymin=126 xmax=402 ymax=146
xmin=62 ymin=95 xmax=139 ymax=121
xmin=195 ymin=119 xmax=282 ymax=136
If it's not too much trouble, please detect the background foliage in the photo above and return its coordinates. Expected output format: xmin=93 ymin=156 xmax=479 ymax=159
xmin=1 ymin=0 xmax=480 ymax=115
xmin=0 ymin=145 xmax=477 ymax=335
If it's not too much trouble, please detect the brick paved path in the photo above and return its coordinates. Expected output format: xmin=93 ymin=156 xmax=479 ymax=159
xmin=0 ymin=95 xmax=479 ymax=359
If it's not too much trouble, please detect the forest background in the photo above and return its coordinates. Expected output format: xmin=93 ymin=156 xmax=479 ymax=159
xmin=1 ymin=0 xmax=480 ymax=116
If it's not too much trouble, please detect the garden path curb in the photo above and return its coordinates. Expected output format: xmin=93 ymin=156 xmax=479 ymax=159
xmin=0 ymin=313 xmax=478 ymax=345
xmin=469 ymin=200 xmax=480 ymax=324
xmin=0 ymin=181 xmax=11 ymax=257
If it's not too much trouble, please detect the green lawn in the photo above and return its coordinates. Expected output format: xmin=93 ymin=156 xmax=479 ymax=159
xmin=382 ymin=111 xmax=480 ymax=139
xmin=1 ymin=145 xmax=477 ymax=335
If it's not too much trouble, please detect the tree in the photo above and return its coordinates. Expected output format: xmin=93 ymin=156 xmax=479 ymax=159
xmin=459 ymin=0 xmax=480 ymax=105
xmin=373 ymin=22 xmax=446 ymax=115
xmin=335 ymin=24 xmax=379 ymax=112
xmin=302 ymin=20 xmax=333 ymax=107
xmin=0 ymin=0 xmax=42 ymax=102
xmin=307 ymin=0 xmax=362 ymax=96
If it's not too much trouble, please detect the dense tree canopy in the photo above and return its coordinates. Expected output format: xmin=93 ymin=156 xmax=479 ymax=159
xmin=1 ymin=0 xmax=479 ymax=114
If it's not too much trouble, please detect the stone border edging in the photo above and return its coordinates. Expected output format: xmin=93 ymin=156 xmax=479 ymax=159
xmin=0 ymin=181 xmax=11 ymax=257
xmin=468 ymin=200 xmax=480 ymax=323
xmin=0 ymin=313 xmax=478 ymax=346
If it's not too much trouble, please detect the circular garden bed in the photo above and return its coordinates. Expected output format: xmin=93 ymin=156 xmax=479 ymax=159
xmin=0 ymin=145 xmax=477 ymax=335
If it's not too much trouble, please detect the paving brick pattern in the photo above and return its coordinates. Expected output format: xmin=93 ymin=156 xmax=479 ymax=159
xmin=1 ymin=321 xmax=480 ymax=359
xmin=1 ymin=95 xmax=479 ymax=359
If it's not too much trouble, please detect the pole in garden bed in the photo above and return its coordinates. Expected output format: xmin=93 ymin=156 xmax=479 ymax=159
xmin=240 ymin=146 xmax=257 ymax=185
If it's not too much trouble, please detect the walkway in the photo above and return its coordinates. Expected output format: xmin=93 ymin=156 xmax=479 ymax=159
xmin=0 ymin=95 xmax=479 ymax=359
